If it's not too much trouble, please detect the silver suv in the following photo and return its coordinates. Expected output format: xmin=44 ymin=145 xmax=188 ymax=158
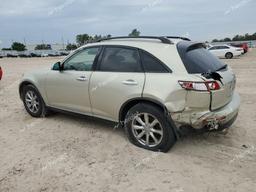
xmin=19 ymin=36 xmax=240 ymax=152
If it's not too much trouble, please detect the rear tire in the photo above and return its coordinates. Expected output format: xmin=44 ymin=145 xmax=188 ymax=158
xmin=225 ymin=52 xmax=233 ymax=59
xmin=124 ymin=103 xmax=176 ymax=152
xmin=22 ymin=85 xmax=47 ymax=117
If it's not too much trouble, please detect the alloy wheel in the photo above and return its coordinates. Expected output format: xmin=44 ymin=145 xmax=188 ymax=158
xmin=131 ymin=113 xmax=163 ymax=147
xmin=25 ymin=90 xmax=40 ymax=113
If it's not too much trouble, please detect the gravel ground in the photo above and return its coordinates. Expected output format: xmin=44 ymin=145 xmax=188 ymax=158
xmin=0 ymin=50 xmax=256 ymax=192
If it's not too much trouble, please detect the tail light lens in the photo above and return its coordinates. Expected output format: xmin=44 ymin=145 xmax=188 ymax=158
xmin=178 ymin=81 xmax=220 ymax=91
xmin=0 ymin=67 xmax=2 ymax=80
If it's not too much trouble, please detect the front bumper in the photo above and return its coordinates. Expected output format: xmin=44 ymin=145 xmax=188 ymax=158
xmin=171 ymin=92 xmax=240 ymax=130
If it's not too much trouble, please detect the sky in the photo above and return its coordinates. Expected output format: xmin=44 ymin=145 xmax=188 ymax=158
xmin=0 ymin=0 xmax=255 ymax=47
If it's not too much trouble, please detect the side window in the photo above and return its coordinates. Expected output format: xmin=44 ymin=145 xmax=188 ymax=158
xmin=209 ymin=47 xmax=216 ymax=50
xmin=140 ymin=51 xmax=169 ymax=73
xmin=63 ymin=47 xmax=100 ymax=71
xmin=99 ymin=47 xmax=142 ymax=72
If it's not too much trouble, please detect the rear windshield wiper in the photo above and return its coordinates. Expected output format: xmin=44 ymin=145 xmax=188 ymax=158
xmin=202 ymin=71 xmax=224 ymax=85
xmin=216 ymin=64 xmax=227 ymax=71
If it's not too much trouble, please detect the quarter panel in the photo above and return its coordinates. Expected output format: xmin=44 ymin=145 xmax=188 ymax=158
xmin=143 ymin=73 xmax=187 ymax=113
xmin=143 ymin=73 xmax=211 ymax=113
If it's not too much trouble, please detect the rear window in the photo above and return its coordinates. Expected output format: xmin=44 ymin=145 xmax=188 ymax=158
xmin=177 ymin=42 xmax=226 ymax=74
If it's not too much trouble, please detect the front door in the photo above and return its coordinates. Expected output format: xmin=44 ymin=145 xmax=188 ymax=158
xmin=45 ymin=47 xmax=101 ymax=114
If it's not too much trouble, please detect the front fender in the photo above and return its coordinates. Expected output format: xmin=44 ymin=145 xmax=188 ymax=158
xmin=19 ymin=71 xmax=48 ymax=105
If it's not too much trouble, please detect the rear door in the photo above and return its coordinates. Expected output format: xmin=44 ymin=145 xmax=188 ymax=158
xmin=177 ymin=42 xmax=236 ymax=110
xmin=89 ymin=46 xmax=145 ymax=121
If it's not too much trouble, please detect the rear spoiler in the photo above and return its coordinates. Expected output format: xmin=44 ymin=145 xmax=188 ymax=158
xmin=186 ymin=42 xmax=207 ymax=52
xmin=177 ymin=41 xmax=208 ymax=63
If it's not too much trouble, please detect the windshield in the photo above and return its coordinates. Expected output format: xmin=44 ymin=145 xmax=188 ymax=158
xmin=177 ymin=42 xmax=226 ymax=74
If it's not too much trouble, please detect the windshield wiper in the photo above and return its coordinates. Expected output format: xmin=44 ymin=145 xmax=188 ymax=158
xmin=216 ymin=64 xmax=227 ymax=71
xmin=202 ymin=71 xmax=224 ymax=85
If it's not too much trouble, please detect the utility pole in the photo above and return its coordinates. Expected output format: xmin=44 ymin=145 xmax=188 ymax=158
xmin=23 ymin=38 xmax=26 ymax=46
xmin=61 ymin=36 xmax=65 ymax=50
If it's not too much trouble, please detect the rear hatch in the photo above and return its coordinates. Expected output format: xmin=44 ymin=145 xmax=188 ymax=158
xmin=177 ymin=41 xmax=236 ymax=110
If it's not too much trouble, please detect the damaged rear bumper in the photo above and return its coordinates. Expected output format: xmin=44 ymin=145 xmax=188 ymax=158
xmin=171 ymin=92 xmax=240 ymax=130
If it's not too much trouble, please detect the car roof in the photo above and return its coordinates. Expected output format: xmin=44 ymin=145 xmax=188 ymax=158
xmin=212 ymin=44 xmax=230 ymax=47
xmin=78 ymin=37 xmax=189 ymax=50
xmin=74 ymin=38 xmax=190 ymax=74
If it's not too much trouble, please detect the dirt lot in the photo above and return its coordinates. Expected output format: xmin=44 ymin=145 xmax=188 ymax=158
xmin=0 ymin=50 xmax=256 ymax=192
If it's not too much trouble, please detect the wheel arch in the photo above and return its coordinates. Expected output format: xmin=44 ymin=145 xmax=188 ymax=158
xmin=119 ymin=97 xmax=179 ymax=139
xmin=19 ymin=81 xmax=44 ymax=102
xmin=119 ymin=98 xmax=168 ymax=123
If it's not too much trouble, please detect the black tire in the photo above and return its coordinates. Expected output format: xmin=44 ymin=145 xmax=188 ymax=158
xmin=225 ymin=52 xmax=233 ymax=59
xmin=124 ymin=103 xmax=176 ymax=152
xmin=22 ymin=84 xmax=47 ymax=117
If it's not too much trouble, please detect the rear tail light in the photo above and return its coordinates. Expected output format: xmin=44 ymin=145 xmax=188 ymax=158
xmin=0 ymin=67 xmax=2 ymax=80
xmin=207 ymin=81 xmax=220 ymax=90
xmin=178 ymin=81 xmax=220 ymax=91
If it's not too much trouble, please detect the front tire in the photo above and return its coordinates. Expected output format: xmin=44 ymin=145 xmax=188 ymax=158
xmin=225 ymin=52 xmax=233 ymax=59
xmin=22 ymin=85 xmax=46 ymax=117
xmin=124 ymin=103 xmax=176 ymax=152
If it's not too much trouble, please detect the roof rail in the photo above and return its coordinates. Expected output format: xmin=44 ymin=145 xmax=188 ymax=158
xmin=166 ymin=36 xmax=191 ymax=41
xmin=97 ymin=36 xmax=173 ymax=44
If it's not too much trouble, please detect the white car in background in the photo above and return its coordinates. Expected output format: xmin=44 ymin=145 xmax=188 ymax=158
xmin=208 ymin=45 xmax=243 ymax=59
xmin=41 ymin=53 xmax=49 ymax=57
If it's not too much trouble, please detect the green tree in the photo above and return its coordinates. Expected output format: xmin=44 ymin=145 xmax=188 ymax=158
xmin=11 ymin=42 xmax=26 ymax=51
xmin=232 ymin=35 xmax=240 ymax=41
xmin=106 ymin=34 xmax=112 ymax=38
xmin=2 ymin=48 xmax=12 ymax=51
xmin=93 ymin=35 xmax=102 ymax=41
xmin=76 ymin=34 xmax=92 ymax=46
xmin=252 ymin=32 xmax=256 ymax=40
xmin=212 ymin=32 xmax=256 ymax=42
xmin=35 ymin=44 xmax=51 ymax=50
xmin=212 ymin=39 xmax=219 ymax=43
xmin=75 ymin=34 xmax=112 ymax=45
xmin=128 ymin=29 xmax=140 ymax=37
xmin=223 ymin=37 xmax=231 ymax=42
xmin=66 ymin=43 xmax=78 ymax=51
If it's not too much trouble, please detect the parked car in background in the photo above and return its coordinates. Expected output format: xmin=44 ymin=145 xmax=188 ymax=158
xmin=19 ymin=36 xmax=240 ymax=152
xmin=30 ymin=52 xmax=42 ymax=57
xmin=7 ymin=52 xmax=18 ymax=57
xmin=48 ymin=51 xmax=61 ymax=57
xmin=41 ymin=53 xmax=49 ymax=57
xmin=208 ymin=45 xmax=243 ymax=59
xmin=59 ymin=51 xmax=70 ymax=56
xmin=0 ymin=66 xmax=3 ymax=80
xmin=230 ymin=43 xmax=249 ymax=53
xmin=18 ymin=52 xmax=32 ymax=58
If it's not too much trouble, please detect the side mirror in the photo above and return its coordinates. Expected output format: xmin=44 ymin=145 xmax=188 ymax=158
xmin=52 ymin=62 xmax=62 ymax=71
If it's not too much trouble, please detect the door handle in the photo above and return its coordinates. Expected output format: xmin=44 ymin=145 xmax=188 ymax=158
xmin=122 ymin=79 xmax=138 ymax=86
xmin=76 ymin=76 xmax=88 ymax=81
